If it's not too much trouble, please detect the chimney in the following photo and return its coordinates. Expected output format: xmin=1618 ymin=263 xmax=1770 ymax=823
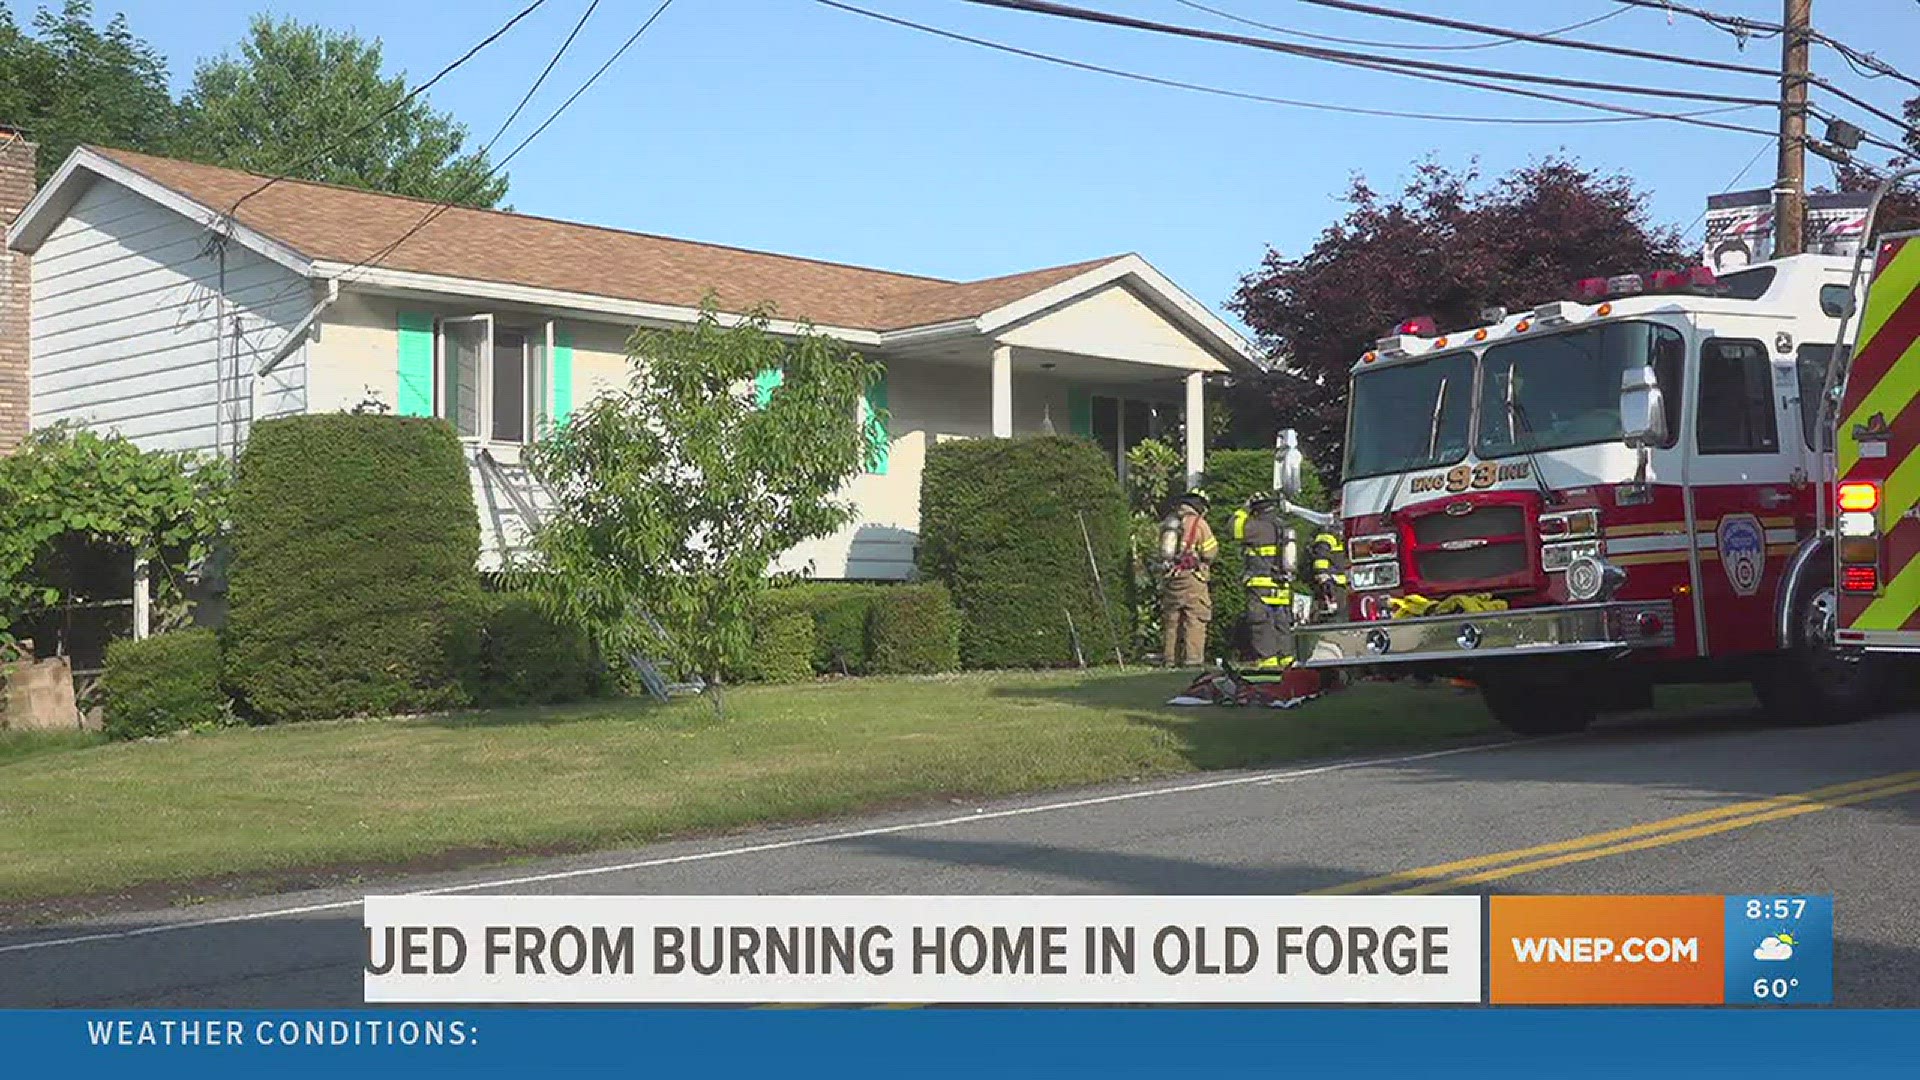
xmin=0 ymin=127 xmax=36 ymax=453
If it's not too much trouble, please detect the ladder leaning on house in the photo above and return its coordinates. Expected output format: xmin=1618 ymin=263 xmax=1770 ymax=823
xmin=472 ymin=448 xmax=703 ymax=704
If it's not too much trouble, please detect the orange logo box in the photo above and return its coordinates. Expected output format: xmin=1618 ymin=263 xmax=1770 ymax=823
xmin=1489 ymin=896 xmax=1725 ymax=1005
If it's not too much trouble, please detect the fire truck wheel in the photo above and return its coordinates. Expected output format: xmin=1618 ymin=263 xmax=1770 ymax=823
xmin=1753 ymin=582 xmax=1889 ymax=724
xmin=1477 ymin=676 xmax=1593 ymax=736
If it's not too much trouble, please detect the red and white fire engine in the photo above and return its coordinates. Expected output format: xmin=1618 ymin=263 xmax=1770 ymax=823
xmin=1281 ymin=248 xmax=1898 ymax=734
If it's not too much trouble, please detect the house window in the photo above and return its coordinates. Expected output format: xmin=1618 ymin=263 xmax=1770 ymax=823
xmin=433 ymin=315 xmax=550 ymax=443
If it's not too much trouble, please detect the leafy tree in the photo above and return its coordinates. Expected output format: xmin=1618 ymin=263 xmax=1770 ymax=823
xmin=1229 ymin=157 xmax=1685 ymax=477
xmin=0 ymin=425 xmax=228 ymax=641
xmin=173 ymin=15 xmax=506 ymax=207
xmin=524 ymin=303 xmax=883 ymax=705
xmin=0 ymin=0 xmax=175 ymax=184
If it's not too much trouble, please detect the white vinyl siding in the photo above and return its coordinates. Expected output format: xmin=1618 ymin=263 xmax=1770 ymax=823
xmin=28 ymin=177 xmax=311 ymax=454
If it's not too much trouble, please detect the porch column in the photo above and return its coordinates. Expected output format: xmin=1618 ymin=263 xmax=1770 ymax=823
xmin=1184 ymin=371 xmax=1205 ymax=487
xmin=991 ymin=345 xmax=1013 ymax=438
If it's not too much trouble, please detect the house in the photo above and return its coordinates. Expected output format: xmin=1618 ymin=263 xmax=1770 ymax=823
xmin=2 ymin=139 xmax=1259 ymax=578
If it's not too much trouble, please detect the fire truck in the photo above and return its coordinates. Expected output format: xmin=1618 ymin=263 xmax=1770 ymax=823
xmin=1279 ymin=241 xmax=1914 ymax=735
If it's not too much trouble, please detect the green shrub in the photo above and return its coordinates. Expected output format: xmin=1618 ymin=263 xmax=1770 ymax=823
xmin=919 ymin=437 xmax=1128 ymax=668
xmin=739 ymin=608 xmax=816 ymax=683
xmin=224 ymin=415 xmax=484 ymax=721
xmin=762 ymin=582 xmax=886 ymax=674
xmin=102 ymin=629 xmax=227 ymax=739
xmin=472 ymin=593 xmax=603 ymax=706
xmin=867 ymin=584 xmax=960 ymax=674
xmin=1197 ymin=448 xmax=1330 ymax=657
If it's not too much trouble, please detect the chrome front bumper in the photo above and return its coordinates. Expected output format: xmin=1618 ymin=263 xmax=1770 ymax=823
xmin=1293 ymin=600 xmax=1678 ymax=669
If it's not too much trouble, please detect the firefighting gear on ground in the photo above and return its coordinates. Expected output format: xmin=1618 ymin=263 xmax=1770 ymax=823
xmin=1158 ymin=491 xmax=1219 ymax=668
xmin=1166 ymin=661 xmax=1329 ymax=709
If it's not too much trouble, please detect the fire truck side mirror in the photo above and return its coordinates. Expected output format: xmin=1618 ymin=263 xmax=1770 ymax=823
xmin=1620 ymin=365 xmax=1667 ymax=448
xmin=1275 ymin=428 xmax=1305 ymax=497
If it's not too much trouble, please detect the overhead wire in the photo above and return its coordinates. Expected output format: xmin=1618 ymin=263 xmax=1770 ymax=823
xmin=819 ymin=0 xmax=1757 ymax=126
xmin=1680 ymin=140 xmax=1772 ymax=239
xmin=944 ymin=0 xmax=1781 ymax=135
xmin=335 ymin=0 xmax=678 ymax=285
xmin=224 ymin=0 xmax=551 ymax=215
xmin=951 ymin=0 xmax=1773 ymax=107
xmin=1170 ymin=0 xmax=1628 ymax=53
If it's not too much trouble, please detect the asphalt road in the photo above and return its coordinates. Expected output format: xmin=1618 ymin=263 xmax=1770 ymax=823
xmin=4 ymin=701 xmax=1916 ymax=1007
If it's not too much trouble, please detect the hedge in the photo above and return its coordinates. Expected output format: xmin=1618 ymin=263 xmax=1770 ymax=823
xmin=1197 ymin=448 xmax=1329 ymax=657
xmin=740 ymin=607 xmax=816 ymax=684
xmin=919 ymin=437 xmax=1128 ymax=668
xmin=471 ymin=593 xmax=604 ymax=707
xmin=745 ymin=582 xmax=961 ymax=681
xmin=224 ymin=415 xmax=484 ymax=721
xmin=762 ymin=583 xmax=887 ymax=674
xmin=102 ymin=629 xmax=226 ymax=739
xmin=867 ymin=584 xmax=960 ymax=674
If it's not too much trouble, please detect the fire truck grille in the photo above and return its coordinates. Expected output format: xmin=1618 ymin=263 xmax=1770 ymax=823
xmin=1411 ymin=505 xmax=1526 ymax=544
xmin=1417 ymin=543 xmax=1529 ymax=584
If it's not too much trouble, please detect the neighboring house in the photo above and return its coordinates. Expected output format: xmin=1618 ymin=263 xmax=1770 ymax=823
xmin=3 ymin=143 xmax=1259 ymax=578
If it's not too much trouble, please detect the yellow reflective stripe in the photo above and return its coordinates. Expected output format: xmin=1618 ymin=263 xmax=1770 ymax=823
xmin=1839 ymin=335 xmax=1920 ymax=477
xmin=1855 ymin=553 xmax=1920 ymax=629
xmin=1247 ymin=545 xmax=1280 ymax=556
xmin=1200 ymin=538 xmax=1219 ymax=554
xmin=1231 ymin=508 xmax=1249 ymax=541
xmin=1859 ymin=238 xmax=1920 ymax=347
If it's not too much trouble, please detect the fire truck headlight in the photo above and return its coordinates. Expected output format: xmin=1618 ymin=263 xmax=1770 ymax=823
xmin=1566 ymin=554 xmax=1626 ymax=602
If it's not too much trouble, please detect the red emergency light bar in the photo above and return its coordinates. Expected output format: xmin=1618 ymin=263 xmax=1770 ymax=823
xmin=1396 ymin=315 xmax=1438 ymax=336
xmin=1572 ymin=266 xmax=1719 ymax=304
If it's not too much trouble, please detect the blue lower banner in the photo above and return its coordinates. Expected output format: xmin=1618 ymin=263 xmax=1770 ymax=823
xmin=4 ymin=1009 xmax=1914 ymax=1076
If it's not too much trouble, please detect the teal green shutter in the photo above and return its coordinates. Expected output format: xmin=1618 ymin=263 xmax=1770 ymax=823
xmin=397 ymin=312 xmax=435 ymax=417
xmin=1067 ymin=387 xmax=1093 ymax=438
xmin=550 ymin=326 xmax=574 ymax=426
xmin=754 ymin=367 xmax=784 ymax=407
xmin=864 ymin=365 xmax=890 ymax=474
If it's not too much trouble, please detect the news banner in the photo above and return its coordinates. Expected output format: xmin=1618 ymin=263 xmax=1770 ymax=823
xmin=14 ymin=890 xmax=1915 ymax=1076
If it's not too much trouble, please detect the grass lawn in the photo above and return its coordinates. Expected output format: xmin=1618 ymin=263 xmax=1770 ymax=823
xmin=0 ymin=671 xmax=1746 ymax=907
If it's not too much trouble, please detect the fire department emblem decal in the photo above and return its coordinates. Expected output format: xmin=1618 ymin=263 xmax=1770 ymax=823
xmin=1717 ymin=513 xmax=1766 ymax=598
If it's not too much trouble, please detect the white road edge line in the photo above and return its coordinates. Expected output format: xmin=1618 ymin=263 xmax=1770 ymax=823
xmin=2 ymin=735 xmax=1544 ymax=955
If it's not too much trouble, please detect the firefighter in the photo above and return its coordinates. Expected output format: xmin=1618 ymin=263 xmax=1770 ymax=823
xmin=1231 ymin=490 xmax=1293 ymax=675
xmin=1309 ymin=530 xmax=1348 ymax=617
xmin=1158 ymin=489 xmax=1218 ymax=668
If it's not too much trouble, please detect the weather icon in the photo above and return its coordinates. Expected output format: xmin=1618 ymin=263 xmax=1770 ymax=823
xmin=1754 ymin=933 xmax=1798 ymax=962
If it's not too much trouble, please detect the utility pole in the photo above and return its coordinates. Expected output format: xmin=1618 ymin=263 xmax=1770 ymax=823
xmin=1774 ymin=0 xmax=1812 ymax=258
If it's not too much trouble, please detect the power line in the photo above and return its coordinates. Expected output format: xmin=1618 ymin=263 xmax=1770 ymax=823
xmin=336 ymin=0 xmax=678 ymax=285
xmin=949 ymin=0 xmax=1780 ymax=119
xmin=1611 ymin=0 xmax=1920 ymax=124
xmin=1610 ymin=0 xmax=1780 ymax=42
xmin=1287 ymin=0 xmax=1778 ymax=80
xmin=226 ymin=0 xmax=551 ymax=215
xmin=821 ymin=0 xmax=1757 ymax=127
xmin=480 ymin=0 xmax=599 ymax=150
xmin=1292 ymin=0 xmax=1917 ymax=149
xmin=1681 ymin=140 xmax=1772 ymax=239
xmin=1172 ymin=0 xmax=1627 ymax=53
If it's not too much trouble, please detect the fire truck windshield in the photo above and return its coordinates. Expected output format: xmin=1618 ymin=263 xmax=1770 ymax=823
xmin=1477 ymin=321 xmax=1685 ymax=458
xmin=1345 ymin=352 xmax=1474 ymax=479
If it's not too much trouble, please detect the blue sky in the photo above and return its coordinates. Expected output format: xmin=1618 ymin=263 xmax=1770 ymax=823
xmin=12 ymin=0 xmax=1920 ymax=328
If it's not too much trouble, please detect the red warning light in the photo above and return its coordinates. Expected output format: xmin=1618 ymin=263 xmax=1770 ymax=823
xmin=1842 ymin=564 xmax=1880 ymax=593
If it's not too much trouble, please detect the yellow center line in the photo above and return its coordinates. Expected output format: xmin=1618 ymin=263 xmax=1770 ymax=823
xmin=1313 ymin=770 xmax=1920 ymax=896
xmin=1394 ymin=777 xmax=1920 ymax=894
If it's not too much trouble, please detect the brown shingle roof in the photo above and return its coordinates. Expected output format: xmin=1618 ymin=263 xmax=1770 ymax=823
xmin=90 ymin=147 xmax=1124 ymax=332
